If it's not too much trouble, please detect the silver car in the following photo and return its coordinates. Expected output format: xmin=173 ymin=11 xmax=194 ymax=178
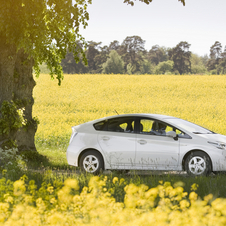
xmin=66 ymin=114 xmax=226 ymax=176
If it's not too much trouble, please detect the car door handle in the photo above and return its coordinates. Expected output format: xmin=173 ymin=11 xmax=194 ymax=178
xmin=102 ymin=136 xmax=110 ymax=141
xmin=138 ymin=140 xmax=147 ymax=145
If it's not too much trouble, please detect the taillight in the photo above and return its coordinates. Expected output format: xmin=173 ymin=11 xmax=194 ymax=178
xmin=69 ymin=127 xmax=77 ymax=144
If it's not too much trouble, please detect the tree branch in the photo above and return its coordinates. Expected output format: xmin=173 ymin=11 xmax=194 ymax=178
xmin=123 ymin=0 xmax=185 ymax=6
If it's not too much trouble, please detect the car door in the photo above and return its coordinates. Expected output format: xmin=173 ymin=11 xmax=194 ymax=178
xmin=135 ymin=118 xmax=180 ymax=170
xmin=97 ymin=117 xmax=136 ymax=169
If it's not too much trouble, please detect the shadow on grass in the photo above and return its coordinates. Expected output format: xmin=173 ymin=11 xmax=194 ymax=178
xmin=20 ymin=150 xmax=49 ymax=168
xmin=19 ymin=150 xmax=74 ymax=170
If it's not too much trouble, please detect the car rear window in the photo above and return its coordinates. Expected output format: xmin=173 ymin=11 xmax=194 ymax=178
xmin=93 ymin=121 xmax=107 ymax=131
xmin=93 ymin=117 xmax=135 ymax=133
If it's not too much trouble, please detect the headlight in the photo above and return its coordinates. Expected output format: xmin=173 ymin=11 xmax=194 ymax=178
xmin=208 ymin=141 xmax=226 ymax=149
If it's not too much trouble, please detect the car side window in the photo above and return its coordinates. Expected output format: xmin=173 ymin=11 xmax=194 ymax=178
xmin=140 ymin=119 xmax=168 ymax=136
xmin=107 ymin=118 xmax=135 ymax=133
xmin=140 ymin=119 xmax=155 ymax=134
xmin=140 ymin=119 xmax=188 ymax=137
xmin=140 ymin=119 xmax=168 ymax=135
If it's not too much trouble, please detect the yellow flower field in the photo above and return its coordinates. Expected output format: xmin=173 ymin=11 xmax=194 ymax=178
xmin=1 ymin=175 xmax=226 ymax=226
xmin=33 ymin=74 xmax=226 ymax=147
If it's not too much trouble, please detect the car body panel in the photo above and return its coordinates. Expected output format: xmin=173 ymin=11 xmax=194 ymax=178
xmin=66 ymin=132 xmax=102 ymax=167
xmin=135 ymin=133 xmax=179 ymax=170
xmin=97 ymin=131 xmax=136 ymax=169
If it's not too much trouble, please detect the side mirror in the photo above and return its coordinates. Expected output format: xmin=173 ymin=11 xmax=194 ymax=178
xmin=166 ymin=131 xmax=178 ymax=140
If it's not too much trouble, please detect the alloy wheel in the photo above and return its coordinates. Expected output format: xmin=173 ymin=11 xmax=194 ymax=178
xmin=188 ymin=156 xmax=206 ymax=175
xmin=83 ymin=155 xmax=99 ymax=173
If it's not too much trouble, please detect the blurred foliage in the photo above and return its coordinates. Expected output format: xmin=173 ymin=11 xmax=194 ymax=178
xmin=0 ymin=101 xmax=26 ymax=149
xmin=2 ymin=173 xmax=226 ymax=225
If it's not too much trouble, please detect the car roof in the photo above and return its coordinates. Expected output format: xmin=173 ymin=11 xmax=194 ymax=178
xmin=87 ymin=113 xmax=178 ymax=125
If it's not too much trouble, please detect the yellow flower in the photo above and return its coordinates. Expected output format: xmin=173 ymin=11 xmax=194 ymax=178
xmin=204 ymin=194 xmax=213 ymax=203
xmin=119 ymin=178 xmax=125 ymax=185
xmin=13 ymin=180 xmax=26 ymax=196
xmin=64 ymin=178 xmax=79 ymax=190
xmin=189 ymin=191 xmax=198 ymax=202
xmin=180 ymin=200 xmax=190 ymax=209
xmin=4 ymin=194 xmax=14 ymax=204
xmin=47 ymin=186 xmax=54 ymax=194
xmin=191 ymin=183 xmax=199 ymax=191
xmin=112 ymin=177 xmax=118 ymax=184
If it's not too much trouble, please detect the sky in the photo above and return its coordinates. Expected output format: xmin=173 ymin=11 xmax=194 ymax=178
xmin=81 ymin=0 xmax=226 ymax=56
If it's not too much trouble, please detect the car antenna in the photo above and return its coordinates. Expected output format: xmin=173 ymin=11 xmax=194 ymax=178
xmin=114 ymin=109 xmax=119 ymax=115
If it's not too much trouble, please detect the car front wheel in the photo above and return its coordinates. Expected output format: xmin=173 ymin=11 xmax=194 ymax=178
xmin=185 ymin=151 xmax=211 ymax=176
xmin=79 ymin=150 xmax=104 ymax=174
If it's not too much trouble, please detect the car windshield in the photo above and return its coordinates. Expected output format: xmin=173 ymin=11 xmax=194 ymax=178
xmin=166 ymin=118 xmax=215 ymax=134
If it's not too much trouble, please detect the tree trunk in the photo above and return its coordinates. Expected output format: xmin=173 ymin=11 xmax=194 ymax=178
xmin=14 ymin=49 xmax=37 ymax=151
xmin=0 ymin=40 xmax=37 ymax=151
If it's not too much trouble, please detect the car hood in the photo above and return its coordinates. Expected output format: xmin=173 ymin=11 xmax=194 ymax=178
xmin=196 ymin=133 xmax=226 ymax=143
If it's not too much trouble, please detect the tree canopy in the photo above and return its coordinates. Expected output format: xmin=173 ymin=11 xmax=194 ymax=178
xmin=102 ymin=50 xmax=124 ymax=74
xmin=0 ymin=0 xmax=91 ymax=151
xmin=169 ymin=41 xmax=191 ymax=74
xmin=60 ymin=37 xmax=226 ymax=75
xmin=0 ymin=0 xmax=91 ymax=84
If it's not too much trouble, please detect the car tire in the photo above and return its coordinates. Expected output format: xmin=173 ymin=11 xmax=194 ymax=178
xmin=185 ymin=151 xmax=211 ymax=176
xmin=79 ymin=150 xmax=104 ymax=174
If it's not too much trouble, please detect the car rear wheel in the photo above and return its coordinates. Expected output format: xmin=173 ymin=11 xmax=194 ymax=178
xmin=79 ymin=150 xmax=104 ymax=174
xmin=185 ymin=151 xmax=211 ymax=176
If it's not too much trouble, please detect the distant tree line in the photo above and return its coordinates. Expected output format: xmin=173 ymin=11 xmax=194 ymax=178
xmin=61 ymin=36 xmax=226 ymax=75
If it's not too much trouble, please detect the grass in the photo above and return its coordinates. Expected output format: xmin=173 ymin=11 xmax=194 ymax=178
xmin=36 ymin=146 xmax=69 ymax=169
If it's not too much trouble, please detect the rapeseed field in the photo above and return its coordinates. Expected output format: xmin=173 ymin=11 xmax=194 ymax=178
xmin=33 ymin=74 xmax=226 ymax=148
